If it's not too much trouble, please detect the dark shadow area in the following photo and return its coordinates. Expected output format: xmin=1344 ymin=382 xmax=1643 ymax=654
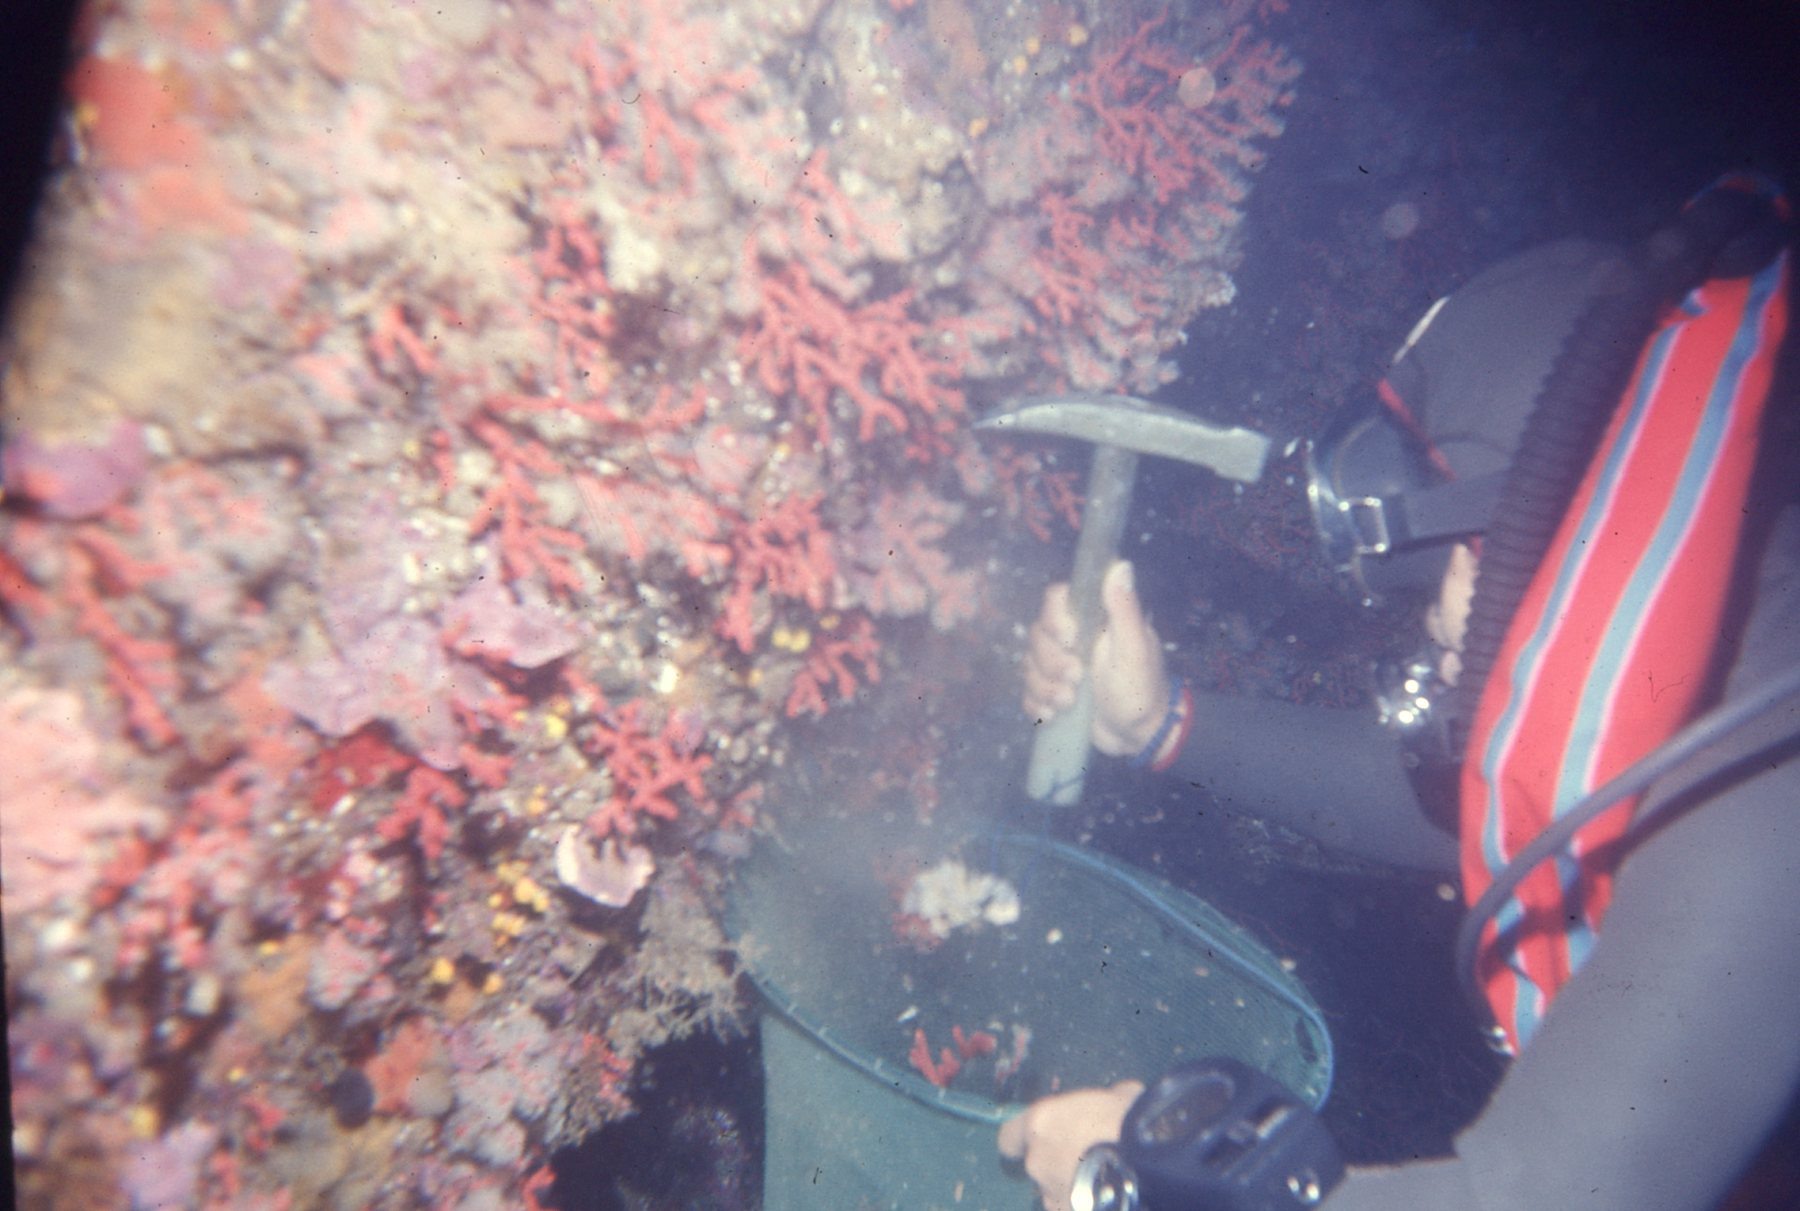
xmin=0 ymin=3 xmax=78 ymax=308
xmin=547 ymin=1029 xmax=763 ymax=1211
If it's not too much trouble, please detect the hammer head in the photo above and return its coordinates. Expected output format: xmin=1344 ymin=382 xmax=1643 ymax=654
xmin=975 ymin=392 xmax=1272 ymax=484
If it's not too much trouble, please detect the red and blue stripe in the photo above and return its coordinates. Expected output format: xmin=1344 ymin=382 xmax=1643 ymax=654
xmin=1459 ymin=238 xmax=1789 ymax=1051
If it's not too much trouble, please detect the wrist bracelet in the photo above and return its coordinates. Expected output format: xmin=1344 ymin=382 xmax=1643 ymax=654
xmin=1130 ymin=677 xmax=1189 ymax=769
xmin=1150 ymin=682 xmax=1195 ymax=773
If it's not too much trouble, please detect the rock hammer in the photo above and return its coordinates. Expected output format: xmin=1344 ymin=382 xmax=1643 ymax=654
xmin=977 ymin=393 xmax=1272 ymax=805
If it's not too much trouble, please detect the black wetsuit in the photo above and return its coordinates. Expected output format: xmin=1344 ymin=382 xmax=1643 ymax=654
xmin=1164 ymin=246 xmax=1800 ymax=1209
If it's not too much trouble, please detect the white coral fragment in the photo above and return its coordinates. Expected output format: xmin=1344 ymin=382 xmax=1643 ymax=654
xmin=555 ymin=825 xmax=655 ymax=908
xmin=900 ymin=858 xmax=1021 ymax=942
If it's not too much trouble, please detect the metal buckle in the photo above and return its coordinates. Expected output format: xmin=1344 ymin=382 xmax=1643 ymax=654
xmin=1343 ymin=495 xmax=1393 ymax=556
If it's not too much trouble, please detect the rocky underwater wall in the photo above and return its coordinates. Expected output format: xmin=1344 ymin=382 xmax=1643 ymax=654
xmin=0 ymin=0 xmax=1297 ymax=1206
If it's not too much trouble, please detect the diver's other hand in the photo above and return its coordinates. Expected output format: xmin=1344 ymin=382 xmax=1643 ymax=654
xmin=1022 ymin=561 xmax=1171 ymax=756
xmin=998 ymin=1081 xmax=1144 ymax=1211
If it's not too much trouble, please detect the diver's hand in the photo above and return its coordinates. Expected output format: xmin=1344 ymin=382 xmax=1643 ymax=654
xmin=1022 ymin=561 xmax=1172 ymax=757
xmin=998 ymin=1081 xmax=1144 ymax=1211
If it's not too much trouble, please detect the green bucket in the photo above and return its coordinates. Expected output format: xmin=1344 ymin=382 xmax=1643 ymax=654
xmin=724 ymin=808 xmax=1333 ymax=1210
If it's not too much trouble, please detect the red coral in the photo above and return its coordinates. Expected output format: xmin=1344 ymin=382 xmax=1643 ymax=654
xmin=891 ymin=911 xmax=944 ymax=953
xmin=1072 ymin=15 xmax=1297 ymax=207
xmin=1030 ymin=191 xmax=1112 ymax=329
xmin=969 ymin=12 xmax=1297 ymax=395
xmin=574 ymin=473 xmax=730 ymax=577
xmin=785 ymin=613 xmax=881 ymax=719
xmin=522 ymin=1165 xmax=558 ymax=1211
xmin=952 ymin=1025 xmax=999 ymax=1059
xmin=0 ymin=543 xmax=52 ymax=618
xmin=579 ymin=1031 xmax=635 ymax=1119
xmin=716 ymin=492 xmax=837 ymax=653
xmin=908 ymin=1028 xmax=962 ymax=1089
xmin=113 ymin=762 xmax=263 ymax=974
xmin=307 ymin=727 xmax=415 ymax=812
xmin=377 ymin=766 xmax=465 ymax=862
xmin=756 ymin=148 xmax=910 ymax=299
xmin=236 ymin=1091 xmax=287 ymax=1155
xmin=575 ymin=7 xmax=756 ymax=198
xmin=581 ymin=699 xmax=714 ymax=837
xmin=908 ymin=1025 xmax=1002 ymax=1090
xmin=463 ymin=412 xmax=588 ymax=597
xmin=62 ymin=523 xmax=182 ymax=748
xmin=368 ymin=300 xmax=440 ymax=379
xmin=985 ymin=446 xmax=1083 ymax=542
xmin=737 ymin=264 xmax=966 ymax=448
xmin=524 ymin=195 xmax=619 ymax=401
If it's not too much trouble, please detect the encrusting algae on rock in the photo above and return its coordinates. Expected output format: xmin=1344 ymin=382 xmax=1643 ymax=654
xmin=0 ymin=0 xmax=1297 ymax=1203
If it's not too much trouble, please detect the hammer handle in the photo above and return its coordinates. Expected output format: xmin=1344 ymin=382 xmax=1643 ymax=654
xmin=1028 ymin=444 xmax=1140 ymax=805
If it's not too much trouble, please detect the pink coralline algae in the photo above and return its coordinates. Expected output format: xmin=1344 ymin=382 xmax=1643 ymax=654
xmin=0 ymin=0 xmax=1296 ymax=1203
xmin=442 ymin=575 xmax=583 ymax=669
xmin=123 ymin=1120 xmax=219 ymax=1211
xmin=265 ymin=614 xmax=481 ymax=771
xmin=305 ymin=928 xmax=385 ymax=1012
xmin=848 ymin=483 xmax=987 ymax=631
xmin=0 ymin=417 xmax=149 ymax=519
xmin=0 ymin=687 xmax=160 ymax=915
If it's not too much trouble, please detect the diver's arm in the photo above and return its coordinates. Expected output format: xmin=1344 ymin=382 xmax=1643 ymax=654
xmin=1325 ymin=748 xmax=1800 ymax=1211
xmin=1326 ymin=684 xmax=1800 ymax=1211
xmin=1024 ymin=561 xmax=1458 ymax=873
xmin=1167 ymin=691 xmax=1459 ymax=873
xmin=1327 ymin=512 xmax=1800 ymax=1211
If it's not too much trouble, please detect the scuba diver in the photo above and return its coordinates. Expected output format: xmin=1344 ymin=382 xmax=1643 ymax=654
xmin=999 ymin=175 xmax=1800 ymax=1211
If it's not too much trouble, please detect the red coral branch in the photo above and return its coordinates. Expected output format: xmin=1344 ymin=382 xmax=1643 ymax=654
xmin=522 ymin=1165 xmax=558 ymax=1211
xmin=716 ymin=492 xmax=837 ymax=653
xmin=737 ymin=264 xmax=965 ymax=448
xmin=525 ymin=195 xmax=620 ymax=401
xmin=1030 ymin=191 xmax=1111 ymax=329
xmin=582 ymin=699 xmax=714 ymax=837
xmin=573 ymin=471 xmax=730 ymax=576
xmin=952 ymin=1025 xmax=999 ymax=1059
xmin=63 ymin=531 xmax=181 ymax=748
xmin=908 ymin=1025 xmax=1002 ymax=1090
xmin=113 ymin=762 xmax=263 ymax=973
xmin=576 ymin=8 xmax=756 ymax=198
xmin=986 ymin=446 xmax=1083 ymax=542
xmin=785 ymin=613 xmax=881 ymax=718
xmin=1071 ymin=14 xmax=1297 ymax=207
xmin=369 ymin=301 xmax=439 ymax=378
xmin=377 ymin=766 xmax=465 ymax=863
xmin=579 ymin=1031 xmax=635 ymax=1119
xmin=463 ymin=414 xmax=588 ymax=597
xmin=0 ymin=543 xmax=54 ymax=619
xmin=908 ymin=1027 xmax=962 ymax=1089
xmin=307 ymin=727 xmax=415 ymax=811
